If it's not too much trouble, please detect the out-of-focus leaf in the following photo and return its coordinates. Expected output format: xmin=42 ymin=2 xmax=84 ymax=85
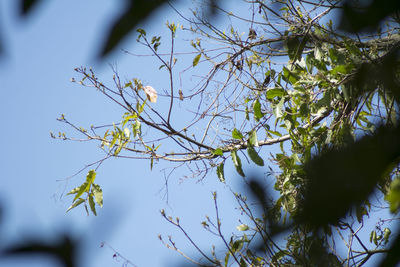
xmin=300 ymin=125 xmax=400 ymax=227
xmin=19 ymin=0 xmax=42 ymax=16
xmin=339 ymin=0 xmax=400 ymax=32
xmin=3 ymin=235 xmax=76 ymax=267
xmin=99 ymin=0 xmax=169 ymax=58
xmin=385 ymin=178 xmax=400 ymax=213
xmin=379 ymin=232 xmax=400 ymax=266
xmin=236 ymin=224 xmax=249 ymax=231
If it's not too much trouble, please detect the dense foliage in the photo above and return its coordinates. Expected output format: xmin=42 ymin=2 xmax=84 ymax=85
xmin=55 ymin=0 xmax=400 ymax=266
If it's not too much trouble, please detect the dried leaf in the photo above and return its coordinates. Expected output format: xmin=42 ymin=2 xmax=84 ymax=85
xmin=143 ymin=85 xmax=157 ymax=103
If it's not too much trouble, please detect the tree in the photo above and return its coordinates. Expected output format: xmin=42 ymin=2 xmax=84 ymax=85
xmin=56 ymin=0 xmax=400 ymax=266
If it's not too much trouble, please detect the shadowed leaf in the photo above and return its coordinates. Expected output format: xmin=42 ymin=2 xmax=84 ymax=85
xmin=19 ymin=0 xmax=43 ymax=16
xmin=99 ymin=0 xmax=169 ymax=58
xmin=300 ymin=125 xmax=400 ymax=227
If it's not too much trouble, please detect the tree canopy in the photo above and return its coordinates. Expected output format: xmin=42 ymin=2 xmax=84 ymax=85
xmin=48 ymin=0 xmax=400 ymax=266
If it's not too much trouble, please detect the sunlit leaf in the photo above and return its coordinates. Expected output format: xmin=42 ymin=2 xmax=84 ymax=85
xmin=66 ymin=186 xmax=81 ymax=195
xmin=232 ymin=128 xmax=243 ymax=139
xmin=213 ymin=148 xmax=223 ymax=156
xmin=216 ymin=162 xmax=225 ymax=183
xmin=73 ymin=170 xmax=96 ymax=202
xmin=193 ymin=54 xmax=201 ymax=67
xmin=66 ymin=198 xmax=85 ymax=213
xmin=236 ymin=224 xmax=249 ymax=231
xmin=88 ymin=193 xmax=97 ymax=216
xmin=231 ymin=150 xmax=245 ymax=177
xmin=92 ymin=183 xmax=103 ymax=208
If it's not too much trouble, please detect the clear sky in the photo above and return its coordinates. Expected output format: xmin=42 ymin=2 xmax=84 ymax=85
xmin=0 ymin=1 xmax=265 ymax=267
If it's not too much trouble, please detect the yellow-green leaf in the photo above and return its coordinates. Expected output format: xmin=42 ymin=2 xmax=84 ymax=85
xmin=92 ymin=183 xmax=103 ymax=208
xmin=88 ymin=193 xmax=97 ymax=216
xmin=213 ymin=148 xmax=223 ymax=156
xmin=232 ymin=128 xmax=243 ymax=139
xmin=66 ymin=198 xmax=85 ymax=213
xmin=236 ymin=224 xmax=249 ymax=231
xmin=193 ymin=54 xmax=201 ymax=67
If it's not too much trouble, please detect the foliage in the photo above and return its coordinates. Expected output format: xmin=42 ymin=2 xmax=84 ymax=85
xmin=54 ymin=0 xmax=400 ymax=266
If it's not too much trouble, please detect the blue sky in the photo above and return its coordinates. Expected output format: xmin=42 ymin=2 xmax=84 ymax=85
xmin=0 ymin=1 xmax=265 ymax=267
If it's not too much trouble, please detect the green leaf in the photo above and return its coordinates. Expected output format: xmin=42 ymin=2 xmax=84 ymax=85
xmin=193 ymin=54 xmax=201 ymax=67
xmin=224 ymin=252 xmax=230 ymax=267
xmin=67 ymin=186 xmax=81 ymax=195
xmin=231 ymin=239 xmax=244 ymax=253
xmin=232 ymin=128 xmax=244 ymax=139
xmin=72 ymin=182 xmax=88 ymax=202
xmin=213 ymin=148 xmax=223 ymax=156
xmin=88 ymin=193 xmax=97 ymax=216
xmin=248 ymin=130 xmax=258 ymax=147
xmin=231 ymin=150 xmax=245 ymax=177
xmin=282 ymin=67 xmax=300 ymax=84
xmin=268 ymin=130 xmax=282 ymax=137
xmin=253 ymin=99 xmax=263 ymax=121
xmin=274 ymin=97 xmax=285 ymax=119
xmin=285 ymin=36 xmax=306 ymax=62
xmin=385 ymin=178 xmax=400 ymax=213
xmin=92 ymin=183 xmax=103 ymax=208
xmin=86 ymin=169 xmax=96 ymax=183
xmin=383 ymin=228 xmax=391 ymax=244
xmin=137 ymin=28 xmax=146 ymax=36
xmin=236 ymin=224 xmax=249 ymax=231
xmin=247 ymin=145 xmax=264 ymax=166
xmin=66 ymin=198 xmax=85 ymax=213
xmin=216 ymin=162 xmax=225 ymax=183
xmin=73 ymin=170 xmax=96 ymax=202
xmin=266 ymin=88 xmax=285 ymax=99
